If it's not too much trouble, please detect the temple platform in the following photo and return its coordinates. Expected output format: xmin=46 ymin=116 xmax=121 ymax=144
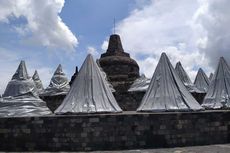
xmin=0 ymin=110 xmax=230 ymax=151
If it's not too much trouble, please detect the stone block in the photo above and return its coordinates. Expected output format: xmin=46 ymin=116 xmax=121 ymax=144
xmin=89 ymin=118 xmax=99 ymax=123
xmin=81 ymin=132 xmax=87 ymax=138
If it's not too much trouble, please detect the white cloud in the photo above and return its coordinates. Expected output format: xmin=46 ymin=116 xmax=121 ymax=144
xmin=109 ymin=0 xmax=214 ymax=81
xmin=0 ymin=0 xmax=78 ymax=52
xmin=87 ymin=46 xmax=99 ymax=57
xmin=136 ymin=57 xmax=158 ymax=77
xmin=193 ymin=0 xmax=230 ymax=67
xmin=101 ymin=40 xmax=108 ymax=51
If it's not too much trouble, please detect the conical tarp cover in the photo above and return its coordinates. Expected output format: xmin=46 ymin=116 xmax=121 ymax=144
xmin=55 ymin=54 xmax=122 ymax=114
xmin=128 ymin=74 xmax=150 ymax=92
xmin=209 ymin=73 xmax=214 ymax=81
xmin=202 ymin=57 xmax=230 ymax=109
xmin=175 ymin=62 xmax=202 ymax=93
xmin=3 ymin=61 xmax=37 ymax=97
xmin=96 ymin=59 xmax=116 ymax=92
xmin=0 ymin=61 xmax=51 ymax=117
xmin=194 ymin=68 xmax=210 ymax=92
xmin=41 ymin=64 xmax=70 ymax=96
xmin=137 ymin=53 xmax=203 ymax=112
xmin=32 ymin=70 xmax=44 ymax=93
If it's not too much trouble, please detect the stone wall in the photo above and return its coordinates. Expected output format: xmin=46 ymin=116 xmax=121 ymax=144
xmin=0 ymin=110 xmax=230 ymax=151
xmin=40 ymin=95 xmax=66 ymax=112
xmin=40 ymin=91 xmax=144 ymax=112
xmin=40 ymin=92 xmax=205 ymax=112
xmin=113 ymin=91 xmax=145 ymax=111
xmin=113 ymin=91 xmax=205 ymax=111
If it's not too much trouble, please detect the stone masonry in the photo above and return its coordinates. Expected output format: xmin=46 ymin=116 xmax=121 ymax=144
xmin=99 ymin=34 xmax=140 ymax=92
xmin=0 ymin=110 xmax=230 ymax=151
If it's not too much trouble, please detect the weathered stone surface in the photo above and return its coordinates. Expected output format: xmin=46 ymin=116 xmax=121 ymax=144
xmin=69 ymin=66 xmax=78 ymax=86
xmin=112 ymin=91 xmax=205 ymax=111
xmin=99 ymin=34 xmax=139 ymax=92
xmin=40 ymin=95 xmax=66 ymax=112
xmin=113 ymin=91 xmax=145 ymax=111
xmin=0 ymin=110 xmax=230 ymax=151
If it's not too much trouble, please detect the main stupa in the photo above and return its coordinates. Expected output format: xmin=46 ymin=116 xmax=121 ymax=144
xmin=99 ymin=34 xmax=140 ymax=92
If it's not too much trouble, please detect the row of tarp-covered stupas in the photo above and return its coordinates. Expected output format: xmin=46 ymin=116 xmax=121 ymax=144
xmin=0 ymin=52 xmax=229 ymax=117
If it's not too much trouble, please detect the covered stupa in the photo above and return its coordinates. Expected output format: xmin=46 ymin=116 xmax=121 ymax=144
xmin=128 ymin=74 xmax=151 ymax=92
xmin=209 ymin=73 xmax=214 ymax=81
xmin=55 ymin=54 xmax=122 ymax=114
xmin=41 ymin=64 xmax=70 ymax=96
xmin=40 ymin=64 xmax=70 ymax=112
xmin=175 ymin=62 xmax=202 ymax=93
xmin=96 ymin=59 xmax=116 ymax=92
xmin=202 ymin=57 xmax=230 ymax=109
xmin=32 ymin=70 xmax=44 ymax=93
xmin=3 ymin=61 xmax=37 ymax=97
xmin=194 ymin=68 xmax=210 ymax=92
xmin=0 ymin=61 xmax=51 ymax=117
xmin=99 ymin=34 xmax=140 ymax=92
xmin=137 ymin=53 xmax=203 ymax=112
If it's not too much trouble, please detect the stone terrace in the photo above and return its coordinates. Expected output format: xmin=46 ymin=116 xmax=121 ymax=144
xmin=0 ymin=110 xmax=230 ymax=151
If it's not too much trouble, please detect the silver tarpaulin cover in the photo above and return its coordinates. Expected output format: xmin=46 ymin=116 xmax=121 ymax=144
xmin=3 ymin=61 xmax=37 ymax=97
xmin=0 ymin=61 xmax=52 ymax=117
xmin=41 ymin=64 xmax=70 ymax=96
xmin=32 ymin=70 xmax=44 ymax=94
xmin=55 ymin=54 xmax=122 ymax=114
xmin=194 ymin=68 xmax=210 ymax=92
xmin=137 ymin=53 xmax=203 ymax=112
xmin=209 ymin=73 xmax=214 ymax=81
xmin=0 ymin=95 xmax=51 ymax=117
xmin=175 ymin=62 xmax=202 ymax=93
xmin=128 ymin=74 xmax=150 ymax=92
xmin=202 ymin=57 xmax=230 ymax=109
xmin=96 ymin=59 xmax=116 ymax=92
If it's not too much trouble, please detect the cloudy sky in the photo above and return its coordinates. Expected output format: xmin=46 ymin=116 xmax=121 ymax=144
xmin=0 ymin=0 xmax=229 ymax=94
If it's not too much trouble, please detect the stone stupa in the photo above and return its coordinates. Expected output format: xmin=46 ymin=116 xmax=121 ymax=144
xmin=69 ymin=66 xmax=78 ymax=86
xmin=99 ymin=34 xmax=140 ymax=92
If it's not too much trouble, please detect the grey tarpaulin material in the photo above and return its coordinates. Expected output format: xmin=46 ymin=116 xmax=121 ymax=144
xmin=194 ymin=68 xmax=210 ymax=93
xmin=175 ymin=62 xmax=202 ymax=93
xmin=202 ymin=57 xmax=230 ymax=109
xmin=0 ymin=61 xmax=52 ymax=117
xmin=137 ymin=53 xmax=203 ymax=112
xmin=55 ymin=54 xmax=122 ymax=114
xmin=209 ymin=73 xmax=214 ymax=81
xmin=128 ymin=74 xmax=150 ymax=92
xmin=3 ymin=61 xmax=37 ymax=97
xmin=32 ymin=70 xmax=44 ymax=94
xmin=96 ymin=59 xmax=116 ymax=92
xmin=40 ymin=64 xmax=70 ymax=96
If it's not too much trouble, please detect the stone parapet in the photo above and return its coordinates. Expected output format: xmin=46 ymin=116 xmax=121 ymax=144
xmin=0 ymin=110 xmax=229 ymax=151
